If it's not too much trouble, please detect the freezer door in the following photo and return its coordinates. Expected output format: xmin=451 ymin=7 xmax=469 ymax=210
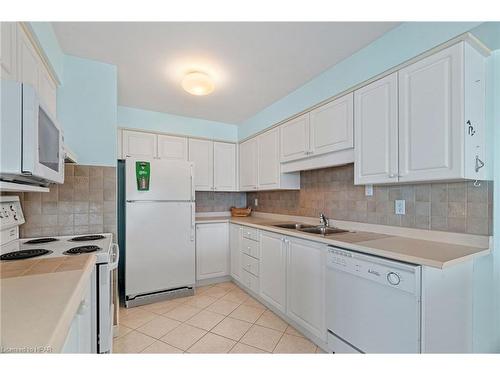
xmin=126 ymin=157 xmax=194 ymax=201
xmin=125 ymin=201 xmax=195 ymax=298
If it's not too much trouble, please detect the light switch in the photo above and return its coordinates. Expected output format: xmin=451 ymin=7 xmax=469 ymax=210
xmin=395 ymin=200 xmax=406 ymax=215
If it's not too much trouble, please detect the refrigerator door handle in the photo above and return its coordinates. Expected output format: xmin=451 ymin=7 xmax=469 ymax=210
xmin=190 ymin=204 xmax=195 ymax=241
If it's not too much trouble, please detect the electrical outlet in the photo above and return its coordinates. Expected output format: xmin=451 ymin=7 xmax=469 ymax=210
xmin=395 ymin=200 xmax=406 ymax=215
xmin=254 ymin=198 xmax=258 ymax=207
xmin=365 ymin=184 xmax=373 ymax=196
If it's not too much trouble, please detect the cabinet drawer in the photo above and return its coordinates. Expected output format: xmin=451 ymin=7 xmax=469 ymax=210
xmin=242 ymin=253 xmax=259 ymax=277
xmin=241 ymin=226 xmax=259 ymax=242
xmin=241 ymin=237 xmax=260 ymax=259
xmin=241 ymin=270 xmax=259 ymax=294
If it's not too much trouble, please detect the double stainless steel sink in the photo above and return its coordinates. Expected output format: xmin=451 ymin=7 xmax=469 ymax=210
xmin=272 ymin=223 xmax=348 ymax=236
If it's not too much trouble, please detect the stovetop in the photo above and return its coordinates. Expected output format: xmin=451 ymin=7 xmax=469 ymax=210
xmin=1 ymin=233 xmax=113 ymax=264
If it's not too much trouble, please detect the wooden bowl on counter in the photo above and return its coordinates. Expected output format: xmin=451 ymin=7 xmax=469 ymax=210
xmin=230 ymin=207 xmax=252 ymax=217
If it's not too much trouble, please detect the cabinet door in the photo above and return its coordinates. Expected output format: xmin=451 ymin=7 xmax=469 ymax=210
xmin=189 ymin=138 xmax=214 ymax=191
xmin=354 ymin=72 xmax=399 ymax=184
xmin=260 ymin=231 xmax=287 ymax=313
xmin=230 ymin=224 xmax=242 ymax=282
xmin=158 ymin=134 xmax=188 ymax=161
xmin=17 ymin=28 xmax=39 ymax=89
xmin=310 ymin=92 xmax=353 ymax=156
xmin=214 ymin=142 xmax=236 ymax=191
xmin=239 ymin=138 xmax=258 ymax=191
xmin=38 ymin=66 xmax=57 ymax=118
xmin=122 ymin=130 xmax=156 ymax=158
xmin=257 ymin=128 xmax=280 ymax=189
xmin=196 ymin=223 xmax=229 ymax=280
xmin=398 ymin=43 xmax=463 ymax=182
xmin=280 ymin=113 xmax=310 ymax=162
xmin=0 ymin=22 xmax=17 ymax=80
xmin=287 ymin=238 xmax=326 ymax=340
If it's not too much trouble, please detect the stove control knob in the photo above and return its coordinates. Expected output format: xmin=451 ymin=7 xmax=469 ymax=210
xmin=387 ymin=272 xmax=401 ymax=285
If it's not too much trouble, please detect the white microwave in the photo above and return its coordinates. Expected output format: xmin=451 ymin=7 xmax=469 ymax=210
xmin=1 ymin=80 xmax=64 ymax=186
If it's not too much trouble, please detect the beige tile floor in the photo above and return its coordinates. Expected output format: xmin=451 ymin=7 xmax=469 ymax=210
xmin=114 ymin=281 xmax=326 ymax=354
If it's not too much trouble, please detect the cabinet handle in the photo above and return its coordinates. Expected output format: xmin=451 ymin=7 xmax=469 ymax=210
xmin=388 ymin=173 xmax=398 ymax=178
xmin=475 ymin=155 xmax=485 ymax=173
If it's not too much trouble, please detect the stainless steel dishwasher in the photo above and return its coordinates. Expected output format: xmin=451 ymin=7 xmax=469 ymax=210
xmin=326 ymin=246 xmax=422 ymax=353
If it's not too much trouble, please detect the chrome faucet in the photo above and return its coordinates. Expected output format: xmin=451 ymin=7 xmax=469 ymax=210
xmin=319 ymin=213 xmax=329 ymax=227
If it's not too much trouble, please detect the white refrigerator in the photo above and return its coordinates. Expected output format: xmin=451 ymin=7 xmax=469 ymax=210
xmin=124 ymin=157 xmax=195 ymax=307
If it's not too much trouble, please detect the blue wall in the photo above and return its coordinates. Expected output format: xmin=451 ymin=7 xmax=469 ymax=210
xmin=238 ymin=22 xmax=483 ymax=140
xmin=57 ymin=56 xmax=117 ymax=166
xmin=118 ymin=106 xmax=238 ymax=142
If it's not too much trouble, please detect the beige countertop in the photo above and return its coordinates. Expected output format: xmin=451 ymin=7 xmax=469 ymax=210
xmin=0 ymin=255 xmax=96 ymax=353
xmin=196 ymin=215 xmax=490 ymax=268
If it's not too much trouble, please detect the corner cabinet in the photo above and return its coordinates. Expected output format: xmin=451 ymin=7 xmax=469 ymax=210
xmin=195 ymin=222 xmax=229 ymax=280
xmin=355 ymin=41 xmax=489 ymax=185
xmin=259 ymin=231 xmax=287 ymax=314
xmin=286 ymin=237 xmax=326 ymax=340
xmin=239 ymin=128 xmax=300 ymax=191
xmin=239 ymin=137 xmax=259 ymax=191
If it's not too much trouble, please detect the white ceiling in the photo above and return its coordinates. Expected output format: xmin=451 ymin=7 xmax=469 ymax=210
xmin=52 ymin=22 xmax=399 ymax=124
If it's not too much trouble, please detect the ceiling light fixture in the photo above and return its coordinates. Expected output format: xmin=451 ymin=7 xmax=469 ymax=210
xmin=181 ymin=71 xmax=215 ymax=96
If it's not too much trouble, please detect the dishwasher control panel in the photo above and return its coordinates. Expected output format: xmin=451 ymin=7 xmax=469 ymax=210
xmin=326 ymin=247 xmax=420 ymax=294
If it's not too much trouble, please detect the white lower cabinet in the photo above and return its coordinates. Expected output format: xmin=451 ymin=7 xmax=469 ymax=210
xmin=62 ymin=271 xmax=93 ymax=353
xmin=196 ymin=222 xmax=229 ymax=280
xmin=229 ymin=224 xmax=242 ymax=282
xmin=259 ymin=231 xmax=287 ymax=314
xmin=286 ymin=237 xmax=326 ymax=341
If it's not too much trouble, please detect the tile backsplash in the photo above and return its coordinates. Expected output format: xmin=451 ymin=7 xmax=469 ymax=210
xmin=247 ymin=164 xmax=493 ymax=235
xmin=4 ymin=164 xmax=117 ymax=239
xmin=195 ymin=191 xmax=246 ymax=213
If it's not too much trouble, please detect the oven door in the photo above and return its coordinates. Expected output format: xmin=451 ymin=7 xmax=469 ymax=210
xmin=97 ymin=243 xmax=119 ymax=354
xmin=22 ymin=84 xmax=64 ymax=184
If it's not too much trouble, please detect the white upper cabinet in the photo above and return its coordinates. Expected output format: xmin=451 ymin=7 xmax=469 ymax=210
xmin=240 ymin=129 xmax=300 ymax=191
xmin=122 ymin=130 xmax=157 ymax=159
xmin=188 ymin=138 xmax=214 ymax=191
xmin=354 ymin=72 xmax=399 ymax=185
xmin=0 ymin=22 xmax=17 ymax=80
xmin=354 ymin=41 xmax=488 ymax=185
xmin=214 ymin=142 xmax=237 ymax=191
xmin=158 ymin=134 xmax=188 ymax=161
xmin=257 ymin=128 xmax=281 ymax=189
xmin=280 ymin=113 xmax=310 ymax=162
xmin=38 ymin=65 xmax=57 ymax=117
xmin=280 ymin=93 xmax=355 ymax=172
xmin=239 ymin=137 xmax=258 ymax=191
xmin=17 ymin=28 xmax=39 ymax=89
xmin=398 ymin=43 xmax=463 ymax=183
xmin=310 ymin=92 xmax=354 ymax=156
xmin=259 ymin=231 xmax=287 ymax=314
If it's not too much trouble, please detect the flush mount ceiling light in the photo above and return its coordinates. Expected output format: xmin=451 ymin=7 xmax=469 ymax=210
xmin=181 ymin=71 xmax=215 ymax=96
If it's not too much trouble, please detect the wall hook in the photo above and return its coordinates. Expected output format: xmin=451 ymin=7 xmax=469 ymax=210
xmin=473 ymin=180 xmax=481 ymax=187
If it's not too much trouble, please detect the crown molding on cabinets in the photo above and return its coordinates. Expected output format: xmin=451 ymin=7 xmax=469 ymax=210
xmin=20 ymin=22 xmax=61 ymax=86
xmin=117 ymin=126 xmax=237 ymax=145
xmin=238 ymin=32 xmax=491 ymax=144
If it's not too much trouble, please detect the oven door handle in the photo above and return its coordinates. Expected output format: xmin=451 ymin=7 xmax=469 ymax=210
xmin=109 ymin=243 xmax=119 ymax=270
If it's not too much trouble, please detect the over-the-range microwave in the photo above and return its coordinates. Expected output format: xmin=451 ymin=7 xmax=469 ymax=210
xmin=1 ymin=80 xmax=64 ymax=186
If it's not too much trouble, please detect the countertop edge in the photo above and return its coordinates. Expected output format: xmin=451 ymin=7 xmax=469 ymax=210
xmin=208 ymin=217 xmax=490 ymax=269
xmin=48 ymin=254 xmax=96 ymax=352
